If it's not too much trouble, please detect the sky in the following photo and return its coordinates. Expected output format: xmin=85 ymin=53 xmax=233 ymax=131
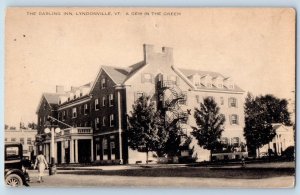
xmin=5 ymin=7 xmax=295 ymax=127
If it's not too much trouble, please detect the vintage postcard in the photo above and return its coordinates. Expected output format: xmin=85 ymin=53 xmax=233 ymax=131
xmin=4 ymin=7 xmax=295 ymax=188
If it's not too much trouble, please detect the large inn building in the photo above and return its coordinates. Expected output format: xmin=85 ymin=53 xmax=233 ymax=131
xmin=36 ymin=44 xmax=246 ymax=164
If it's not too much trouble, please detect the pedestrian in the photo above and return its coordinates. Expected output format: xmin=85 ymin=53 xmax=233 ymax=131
xmin=34 ymin=151 xmax=49 ymax=183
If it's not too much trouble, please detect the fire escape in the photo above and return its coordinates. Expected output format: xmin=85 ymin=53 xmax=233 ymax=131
xmin=156 ymin=74 xmax=191 ymax=159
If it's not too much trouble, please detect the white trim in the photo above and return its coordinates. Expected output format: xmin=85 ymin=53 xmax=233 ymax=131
xmin=123 ymin=63 xmax=149 ymax=85
xmin=93 ymin=129 xmax=124 ymax=136
xmin=58 ymin=97 xmax=91 ymax=110
xmin=171 ymin=66 xmax=195 ymax=88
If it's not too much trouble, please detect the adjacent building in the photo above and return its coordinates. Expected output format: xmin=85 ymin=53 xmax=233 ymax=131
xmin=36 ymin=44 xmax=246 ymax=164
xmin=5 ymin=127 xmax=37 ymax=160
xmin=259 ymin=123 xmax=295 ymax=156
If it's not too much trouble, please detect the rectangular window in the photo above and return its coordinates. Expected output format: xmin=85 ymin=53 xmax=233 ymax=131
xmin=229 ymin=97 xmax=237 ymax=107
xmin=28 ymin=146 xmax=33 ymax=152
xmin=221 ymin=137 xmax=229 ymax=145
xmin=231 ymin=137 xmax=240 ymax=147
xmin=95 ymin=99 xmax=99 ymax=110
xmin=110 ymin=114 xmax=114 ymax=127
xmin=195 ymin=95 xmax=200 ymax=103
xmin=102 ymin=116 xmax=107 ymax=126
xmin=84 ymin=104 xmax=89 ymax=115
xmin=101 ymin=78 xmax=106 ymax=89
xmin=142 ymin=73 xmax=153 ymax=83
xmin=102 ymin=96 xmax=107 ymax=106
xmin=62 ymin=111 xmax=66 ymax=121
xmin=5 ymin=138 xmax=7 ymax=142
xmin=230 ymin=114 xmax=239 ymax=125
xmin=20 ymin=138 xmax=24 ymax=145
xmin=95 ymin=118 xmax=100 ymax=130
xmin=27 ymin=138 xmax=31 ymax=145
xmin=179 ymin=92 xmax=187 ymax=105
xmin=103 ymin=138 xmax=108 ymax=150
xmin=136 ymin=92 xmax=144 ymax=100
xmin=11 ymin=138 xmax=16 ymax=142
xmin=109 ymin=94 xmax=114 ymax=106
xmin=72 ymin=107 xmax=77 ymax=118
xmin=220 ymin=97 xmax=224 ymax=105
xmin=58 ymin=113 xmax=61 ymax=121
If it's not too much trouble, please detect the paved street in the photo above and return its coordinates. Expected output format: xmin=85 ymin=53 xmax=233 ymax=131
xmin=26 ymin=162 xmax=295 ymax=188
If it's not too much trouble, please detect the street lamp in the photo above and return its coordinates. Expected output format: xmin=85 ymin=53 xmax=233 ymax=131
xmin=44 ymin=126 xmax=61 ymax=175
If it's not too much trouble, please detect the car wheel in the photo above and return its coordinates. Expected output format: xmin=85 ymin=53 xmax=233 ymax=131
xmin=5 ymin=174 xmax=23 ymax=187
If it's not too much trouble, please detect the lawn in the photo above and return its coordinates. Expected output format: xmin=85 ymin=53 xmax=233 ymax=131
xmin=58 ymin=166 xmax=295 ymax=179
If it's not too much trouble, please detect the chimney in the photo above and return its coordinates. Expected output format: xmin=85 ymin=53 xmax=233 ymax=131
xmin=143 ymin=44 xmax=154 ymax=63
xmin=56 ymin=85 xmax=64 ymax=94
xmin=143 ymin=44 xmax=174 ymax=65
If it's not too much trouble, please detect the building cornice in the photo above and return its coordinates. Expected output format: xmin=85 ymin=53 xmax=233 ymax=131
xmin=58 ymin=96 xmax=92 ymax=110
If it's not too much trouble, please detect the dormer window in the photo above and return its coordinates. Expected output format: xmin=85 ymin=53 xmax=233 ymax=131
xmin=224 ymin=77 xmax=234 ymax=89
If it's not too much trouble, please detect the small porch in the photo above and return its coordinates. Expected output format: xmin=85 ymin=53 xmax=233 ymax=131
xmin=43 ymin=127 xmax=93 ymax=164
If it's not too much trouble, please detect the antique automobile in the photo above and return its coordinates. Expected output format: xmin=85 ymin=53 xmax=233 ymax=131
xmin=4 ymin=143 xmax=30 ymax=187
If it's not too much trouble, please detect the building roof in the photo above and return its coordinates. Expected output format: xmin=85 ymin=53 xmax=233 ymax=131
xmin=101 ymin=61 xmax=146 ymax=85
xmin=179 ymin=68 xmax=225 ymax=79
xmin=179 ymin=68 xmax=244 ymax=92
xmin=43 ymin=93 xmax=61 ymax=105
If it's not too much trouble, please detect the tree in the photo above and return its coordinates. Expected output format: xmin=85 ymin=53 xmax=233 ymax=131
xmin=127 ymin=95 xmax=167 ymax=163
xmin=191 ymin=97 xmax=225 ymax=161
xmin=243 ymin=93 xmax=292 ymax=157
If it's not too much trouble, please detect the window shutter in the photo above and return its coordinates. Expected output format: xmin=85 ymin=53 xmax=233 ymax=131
xmin=237 ymin=115 xmax=239 ymax=125
xmin=229 ymin=115 xmax=232 ymax=125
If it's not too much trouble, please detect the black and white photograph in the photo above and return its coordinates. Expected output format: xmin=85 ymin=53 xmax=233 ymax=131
xmin=4 ymin=7 xmax=295 ymax=188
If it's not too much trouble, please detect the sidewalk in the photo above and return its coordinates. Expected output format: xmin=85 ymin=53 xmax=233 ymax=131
xmin=56 ymin=161 xmax=295 ymax=171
